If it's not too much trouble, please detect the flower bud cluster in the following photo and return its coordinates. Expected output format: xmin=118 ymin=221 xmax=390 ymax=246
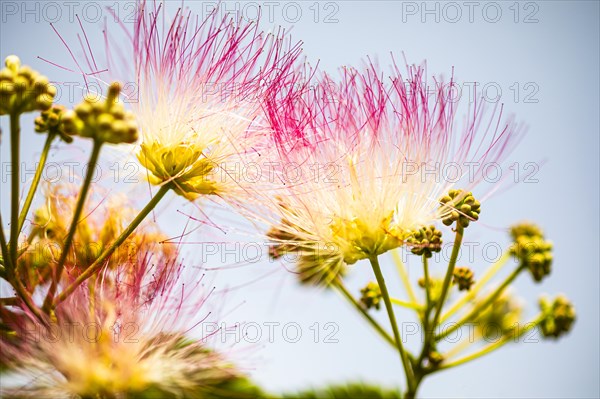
xmin=34 ymin=105 xmax=72 ymax=143
xmin=440 ymin=190 xmax=481 ymax=228
xmin=406 ymin=225 xmax=442 ymax=258
xmin=539 ymin=295 xmax=576 ymax=339
xmin=453 ymin=266 xmax=475 ymax=291
xmin=0 ymin=55 xmax=56 ymax=115
xmin=61 ymin=82 xmax=138 ymax=144
xmin=509 ymin=222 xmax=553 ymax=282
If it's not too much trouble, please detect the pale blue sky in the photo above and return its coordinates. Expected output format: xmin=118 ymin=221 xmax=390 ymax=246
xmin=1 ymin=1 xmax=598 ymax=397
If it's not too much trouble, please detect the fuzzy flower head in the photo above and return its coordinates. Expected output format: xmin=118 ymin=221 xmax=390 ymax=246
xmin=1 ymin=257 xmax=249 ymax=398
xmin=69 ymin=1 xmax=302 ymax=201
xmin=263 ymin=61 xmax=519 ymax=285
xmin=19 ymin=184 xmax=174 ymax=291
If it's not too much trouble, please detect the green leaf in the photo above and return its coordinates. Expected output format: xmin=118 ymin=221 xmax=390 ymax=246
xmin=281 ymin=382 xmax=402 ymax=399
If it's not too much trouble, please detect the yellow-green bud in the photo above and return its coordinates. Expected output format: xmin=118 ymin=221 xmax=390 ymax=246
xmin=406 ymin=225 xmax=443 ymax=258
xmin=5 ymin=55 xmax=21 ymax=72
xmin=360 ymin=282 xmax=382 ymax=310
xmin=440 ymin=189 xmax=481 ymax=228
xmin=539 ymin=295 xmax=576 ymax=339
xmin=428 ymin=351 xmax=444 ymax=367
xmin=453 ymin=266 xmax=475 ymax=291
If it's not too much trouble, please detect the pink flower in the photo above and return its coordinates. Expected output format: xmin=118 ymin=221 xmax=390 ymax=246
xmin=261 ymin=60 xmax=521 ymax=285
xmin=50 ymin=1 xmax=302 ymax=201
xmin=0 ymin=251 xmax=240 ymax=398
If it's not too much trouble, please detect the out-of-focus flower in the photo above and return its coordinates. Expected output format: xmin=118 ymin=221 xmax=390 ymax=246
xmin=0 ymin=55 xmax=56 ymax=115
xmin=360 ymin=282 xmax=382 ymax=310
xmin=539 ymin=295 xmax=576 ymax=339
xmin=18 ymin=184 xmax=174 ymax=291
xmin=262 ymin=62 xmax=519 ymax=285
xmin=0 ymin=256 xmax=257 ymax=398
xmin=509 ymin=222 xmax=544 ymax=241
xmin=473 ymin=291 xmax=523 ymax=336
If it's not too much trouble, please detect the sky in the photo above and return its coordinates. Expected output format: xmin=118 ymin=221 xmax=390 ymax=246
xmin=1 ymin=1 xmax=599 ymax=397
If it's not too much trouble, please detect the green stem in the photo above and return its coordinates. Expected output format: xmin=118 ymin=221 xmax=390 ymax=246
xmin=422 ymin=255 xmax=432 ymax=324
xmin=42 ymin=140 xmax=102 ymax=311
xmin=9 ymin=112 xmax=21 ymax=268
xmin=18 ymin=133 xmax=55 ymax=233
xmin=417 ymin=255 xmax=435 ymax=366
xmin=369 ymin=255 xmax=416 ymax=392
xmin=0 ymin=214 xmax=11 ymax=272
xmin=53 ymin=183 xmax=171 ymax=308
xmin=334 ymin=278 xmax=396 ymax=348
xmin=436 ymin=264 xmax=525 ymax=341
xmin=435 ymin=313 xmax=545 ymax=371
xmin=430 ymin=225 xmax=464 ymax=338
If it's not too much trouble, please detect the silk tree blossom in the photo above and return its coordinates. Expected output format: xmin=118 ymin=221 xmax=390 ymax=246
xmin=262 ymin=62 xmax=520 ymax=285
xmin=63 ymin=0 xmax=301 ymax=201
xmin=0 ymin=254 xmax=252 ymax=398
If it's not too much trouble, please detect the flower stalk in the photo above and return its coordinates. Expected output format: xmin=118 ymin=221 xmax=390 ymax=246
xmin=9 ymin=112 xmax=21 ymax=268
xmin=430 ymin=225 xmax=464 ymax=340
xmin=369 ymin=255 xmax=416 ymax=392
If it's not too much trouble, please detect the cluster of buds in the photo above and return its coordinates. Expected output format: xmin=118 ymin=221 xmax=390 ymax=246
xmin=406 ymin=225 xmax=443 ymax=258
xmin=440 ymin=190 xmax=481 ymax=228
xmin=34 ymin=104 xmax=72 ymax=143
xmin=61 ymin=82 xmax=138 ymax=144
xmin=360 ymin=282 xmax=382 ymax=310
xmin=509 ymin=222 xmax=553 ymax=282
xmin=0 ymin=55 xmax=55 ymax=115
xmin=539 ymin=295 xmax=576 ymax=339
xmin=453 ymin=266 xmax=475 ymax=291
